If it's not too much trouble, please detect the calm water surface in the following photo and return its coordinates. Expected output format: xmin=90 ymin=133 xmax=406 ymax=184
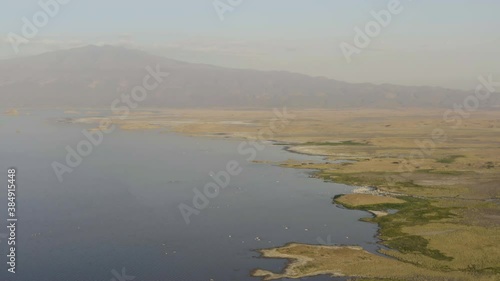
xmin=0 ymin=110 xmax=379 ymax=281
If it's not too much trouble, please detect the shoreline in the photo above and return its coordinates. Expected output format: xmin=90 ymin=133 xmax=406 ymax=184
xmin=64 ymin=108 xmax=500 ymax=280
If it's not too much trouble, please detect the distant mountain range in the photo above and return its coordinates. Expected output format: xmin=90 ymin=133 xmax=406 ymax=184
xmin=0 ymin=45 xmax=495 ymax=109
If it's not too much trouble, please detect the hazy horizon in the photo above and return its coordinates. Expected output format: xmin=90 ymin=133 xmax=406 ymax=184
xmin=2 ymin=0 xmax=499 ymax=90
xmin=0 ymin=44 xmax=484 ymax=91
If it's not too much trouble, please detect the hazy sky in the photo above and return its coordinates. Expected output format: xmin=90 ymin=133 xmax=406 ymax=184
xmin=1 ymin=0 xmax=499 ymax=89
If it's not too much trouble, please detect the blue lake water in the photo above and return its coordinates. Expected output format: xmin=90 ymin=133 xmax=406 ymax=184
xmin=0 ymin=110 xmax=379 ymax=281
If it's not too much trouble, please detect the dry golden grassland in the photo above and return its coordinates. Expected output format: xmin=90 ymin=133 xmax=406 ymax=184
xmin=74 ymin=108 xmax=500 ymax=280
xmin=252 ymin=243 xmax=498 ymax=281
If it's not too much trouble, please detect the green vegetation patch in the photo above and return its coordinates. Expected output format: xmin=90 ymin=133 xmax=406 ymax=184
xmin=435 ymin=155 xmax=464 ymax=164
xmin=338 ymin=196 xmax=456 ymax=261
xmin=317 ymin=171 xmax=388 ymax=186
xmin=419 ymin=169 xmax=468 ymax=175
xmin=394 ymin=180 xmax=422 ymax=188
